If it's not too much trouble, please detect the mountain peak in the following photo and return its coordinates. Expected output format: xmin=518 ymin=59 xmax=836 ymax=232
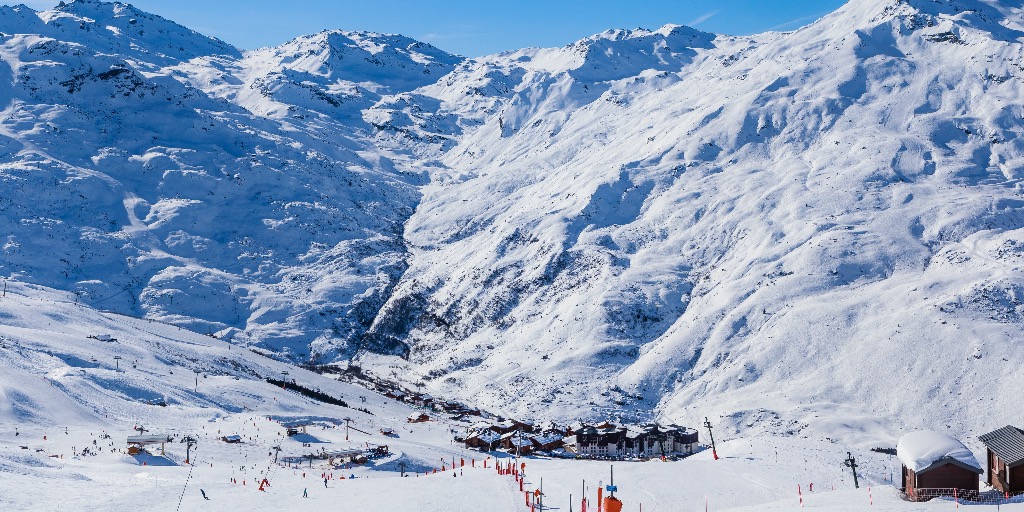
xmin=531 ymin=23 xmax=716 ymax=81
xmin=35 ymin=0 xmax=241 ymax=64
xmin=248 ymin=29 xmax=462 ymax=92
xmin=828 ymin=0 xmax=1024 ymax=33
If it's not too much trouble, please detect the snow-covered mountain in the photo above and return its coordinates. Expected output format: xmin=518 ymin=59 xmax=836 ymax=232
xmin=363 ymin=0 xmax=1024 ymax=438
xmin=1 ymin=0 xmax=1022 ymax=445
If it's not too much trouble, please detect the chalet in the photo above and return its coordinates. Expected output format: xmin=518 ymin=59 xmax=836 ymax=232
xmin=979 ymin=425 xmax=1024 ymax=494
xmin=379 ymin=428 xmax=396 ymax=436
xmin=513 ymin=420 xmax=536 ymax=433
xmin=538 ymin=421 xmax=567 ymax=436
xmin=500 ymin=431 xmax=534 ymax=455
xmin=469 ymin=421 xmax=494 ymax=432
xmin=465 ymin=430 xmax=501 ymax=451
xmin=490 ymin=420 xmax=519 ymax=435
xmin=221 ymin=435 xmax=242 ymax=443
xmin=384 ymin=390 xmax=407 ymax=401
xmin=897 ymin=431 xmax=981 ymax=499
xmin=410 ymin=393 xmax=434 ymax=407
xmin=407 ymin=413 xmax=430 ymax=423
xmin=439 ymin=400 xmax=470 ymax=414
xmin=529 ymin=431 xmax=565 ymax=452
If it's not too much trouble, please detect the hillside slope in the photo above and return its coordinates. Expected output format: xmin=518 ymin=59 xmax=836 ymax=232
xmin=0 ymin=1 xmax=454 ymax=363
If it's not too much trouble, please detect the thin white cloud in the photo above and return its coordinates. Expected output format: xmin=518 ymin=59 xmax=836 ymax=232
xmin=766 ymin=12 xmax=829 ymax=32
xmin=687 ymin=11 xmax=718 ymax=27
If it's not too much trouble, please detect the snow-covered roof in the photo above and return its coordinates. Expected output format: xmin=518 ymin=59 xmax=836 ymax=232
xmin=625 ymin=426 xmax=648 ymax=438
xmin=324 ymin=448 xmax=364 ymax=458
xmin=469 ymin=431 xmax=500 ymax=443
xmin=896 ymin=431 xmax=981 ymax=474
xmin=529 ymin=432 xmax=563 ymax=445
xmin=127 ymin=434 xmax=169 ymax=444
xmin=505 ymin=435 xmax=532 ymax=448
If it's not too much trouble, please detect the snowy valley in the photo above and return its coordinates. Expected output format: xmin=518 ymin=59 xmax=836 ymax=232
xmin=1 ymin=0 xmax=1024 ymax=509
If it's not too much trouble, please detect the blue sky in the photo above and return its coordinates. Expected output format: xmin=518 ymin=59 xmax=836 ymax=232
xmin=22 ymin=0 xmax=849 ymax=56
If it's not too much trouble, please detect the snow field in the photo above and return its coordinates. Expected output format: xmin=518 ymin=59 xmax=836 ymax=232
xmin=1 ymin=283 xmax=1021 ymax=511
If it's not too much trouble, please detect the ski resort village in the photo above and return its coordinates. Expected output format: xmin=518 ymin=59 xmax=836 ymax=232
xmin=2 ymin=0 xmax=1024 ymax=510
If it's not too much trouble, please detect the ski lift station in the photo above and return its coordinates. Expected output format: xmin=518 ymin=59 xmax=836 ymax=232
xmin=126 ymin=434 xmax=171 ymax=456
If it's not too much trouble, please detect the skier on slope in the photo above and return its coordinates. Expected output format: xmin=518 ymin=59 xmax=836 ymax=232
xmin=200 ymin=489 xmax=209 ymax=500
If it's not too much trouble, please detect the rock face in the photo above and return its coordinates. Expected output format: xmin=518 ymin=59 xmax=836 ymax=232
xmin=1 ymin=0 xmax=1024 ymax=437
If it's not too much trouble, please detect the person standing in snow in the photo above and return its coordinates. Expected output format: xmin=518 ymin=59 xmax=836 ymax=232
xmin=303 ymin=488 xmax=308 ymax=498
xmin=324 ymin=477 xmax=328 ymax=488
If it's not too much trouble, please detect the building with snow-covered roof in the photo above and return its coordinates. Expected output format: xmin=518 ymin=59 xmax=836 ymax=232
xmin=410 ymin=393 xmax=433 ymax=407
xmin=897 ymin=430 xmax=981 ymax=497
xmin=620 ymin=424 xmax=699 ymax=458
xmin=570 ymin=425 xmax=626 ymax=457
xmin=126 ymin=434 xmax=171 ymax=455
xmin=490 ymin=419 xmax=518 ymax=435
xmin=529 ymin=431 xmax=565 ymax=452
xmin=979 ymin=425 xmax=1024 ymax=493
xmin=407 ymin=413 xmax=430 ymax=423
xmin=465 ymin=430 xmax=501 ymax=451
xmin=500 ymin=431 xmax=534 ymax=455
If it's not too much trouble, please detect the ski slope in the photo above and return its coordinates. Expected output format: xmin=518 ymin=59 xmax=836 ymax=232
xmin=0 ymin=282 xmax=1021 ymax=511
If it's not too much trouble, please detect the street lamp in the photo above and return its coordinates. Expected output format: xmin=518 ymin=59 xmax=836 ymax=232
xmin=281 ymin=371 xmax=289 ymax=389
xmin=194 ymin=370 xmax=200 ymax=392
xmin=113 ymin=355 xmax=121 ymax=372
